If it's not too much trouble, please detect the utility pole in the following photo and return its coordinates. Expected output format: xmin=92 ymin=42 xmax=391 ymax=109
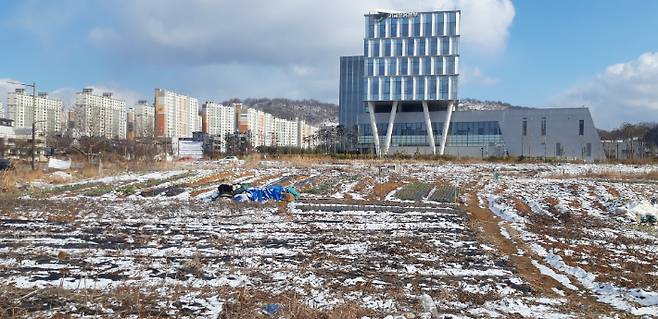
xmin=7 ymin=80 xmax=39 ymax=170
xmin=31 ymin=83 xmax=36 ymax=170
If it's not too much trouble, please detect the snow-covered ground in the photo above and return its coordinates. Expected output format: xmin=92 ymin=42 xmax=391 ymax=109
xmin=0 ymin=161 xmax=656 ymax=318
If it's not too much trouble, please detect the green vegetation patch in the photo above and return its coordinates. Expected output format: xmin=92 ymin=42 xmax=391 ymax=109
xmin=429 ymin=185 xmax=459 ymax=203
xmin=395 ymin=182 xmax=434 ymax=201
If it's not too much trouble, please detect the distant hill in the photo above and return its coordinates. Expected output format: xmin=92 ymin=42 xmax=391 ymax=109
xmin=222 ymin=98 xmax=338 ymax=126
xmin=458 ymin=98 xmax=530 ymax=111
xmin=219 ymin=97 xmax=531 ymax=127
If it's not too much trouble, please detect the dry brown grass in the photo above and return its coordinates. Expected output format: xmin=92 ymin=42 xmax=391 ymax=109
xmin=549 ymin=169 xmax=658 ymax=181
xmin=276 ymin=154 xmax=332 ymax=167
xmin=0 ymin=171 xmax=17 ymax=193
xmin=513 ymin=198 xmax=533 ymax=216
xmin=367 ymin=181 xmax=402 ymax=201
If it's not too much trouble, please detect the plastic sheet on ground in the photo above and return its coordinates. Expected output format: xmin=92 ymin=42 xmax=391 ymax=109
xmin=231 ymin=184 xmax=293 ymax=203
xmin=48 ymin=158 xmax=71 ymax=170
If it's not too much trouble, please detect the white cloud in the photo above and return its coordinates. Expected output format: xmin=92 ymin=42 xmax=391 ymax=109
xmin=90 ymin=0 xmax=514 ymax=65
xmin=9 ymin=0 xmax=514 ymax=102
xmin=553 ymin=52 xmax=658 ymax=129
xmin=461 ymin=65 xmax=499 ymax=85
xmin=84 ymin=0 xmax=514 ymax=101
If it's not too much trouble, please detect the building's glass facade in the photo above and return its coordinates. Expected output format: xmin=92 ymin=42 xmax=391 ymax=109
xmin=358 ymin=121 xmax=503 ymax=147
xmin=339 ymin=56 xmax=366 ymax=128
xmin=364 ymin=11 xmax=460 ymax=102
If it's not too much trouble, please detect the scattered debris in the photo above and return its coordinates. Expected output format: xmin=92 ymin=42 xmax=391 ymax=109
xmin=262 ymin=303 xmax=281 ymax=316
xmin=47 ymin=157 xmax=71 ymax=170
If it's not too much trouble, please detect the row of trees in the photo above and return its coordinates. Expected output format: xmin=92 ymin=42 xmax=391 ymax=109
xmin=598 ymin=122 xmax=658 ymax=144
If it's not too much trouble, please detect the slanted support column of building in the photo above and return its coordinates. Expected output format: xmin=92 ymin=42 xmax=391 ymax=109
xmin=367 ymin=102 xmax=381 ymax=156
xmin=422 ymin=101 xmax=436 ymax=155
xmin=383 ymin=101 xmax=399 ymax=155
xmin=439 ymin=102 xmax=455 ymax=156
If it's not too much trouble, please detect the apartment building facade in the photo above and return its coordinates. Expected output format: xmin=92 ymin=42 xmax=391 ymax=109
xmin=234 ymin=104 xmax=317 ymax=149
xmin=75 ymin=88 xmax=127 ymax=139
xmin=154 ymin=88 xmax=200 ymax=139
xmin=132 ymin=100 xmax=155 ymax=138
xmin=7 ymin=88 xmax=63 ymax=134
xmin=201 ymin=102 xmax=236 ymax=152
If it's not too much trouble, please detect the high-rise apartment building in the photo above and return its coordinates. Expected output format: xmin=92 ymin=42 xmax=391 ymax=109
xmin=201 ymin=102 xmax=235 ymax=152
xmin=201 ymin=102 xmax=235 ymax=136
xmin=234 ymin=104 xmax=317 ymax=149
xmin=154 ymin=88 xmax=200 ymax=139
xmin=7 ymin=88 xmax=63 ymax=134
xmin=132 ymin=100 xmax=155 ymax=138
xmin=75 ymin=88 xmax=127 ymax=139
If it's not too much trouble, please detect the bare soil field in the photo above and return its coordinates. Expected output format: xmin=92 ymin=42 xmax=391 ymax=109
xmin=0 ymin=160 xmax=657 ymax=318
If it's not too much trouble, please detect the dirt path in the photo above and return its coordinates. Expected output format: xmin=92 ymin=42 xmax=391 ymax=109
xmin=462 ymin=192 xmax=619 ymax=316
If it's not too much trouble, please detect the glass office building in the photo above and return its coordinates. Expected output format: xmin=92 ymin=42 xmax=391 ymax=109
xmin=339 ymin=56 xmax=366 ymax=129
xmin=341 ymin=10 xmax=604 ymax=160
xmin=364 ymin=11 xmax=460 ymax=102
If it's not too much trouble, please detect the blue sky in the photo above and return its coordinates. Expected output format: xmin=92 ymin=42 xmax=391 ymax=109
xmin=1 ymin=0 xmax=658 ymax=129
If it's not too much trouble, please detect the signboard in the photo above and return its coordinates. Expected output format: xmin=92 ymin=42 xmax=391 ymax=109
xmin=178 ymin=140 xmax=204 ymax=159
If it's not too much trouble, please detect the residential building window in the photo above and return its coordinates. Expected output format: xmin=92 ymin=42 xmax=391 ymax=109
xmin=522 ymin=118 xmax=527 ymax=136
xmin=541 ymin=117 xmax=546 ymax=136
xmin=579 ymin=120 xmax=584 ymax=136
xmin=586 ymin=143 xmax=592 ymax=157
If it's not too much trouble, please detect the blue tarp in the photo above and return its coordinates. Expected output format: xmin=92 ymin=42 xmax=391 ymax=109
xmin=235 ymin=184 xmax=287 ymax=202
